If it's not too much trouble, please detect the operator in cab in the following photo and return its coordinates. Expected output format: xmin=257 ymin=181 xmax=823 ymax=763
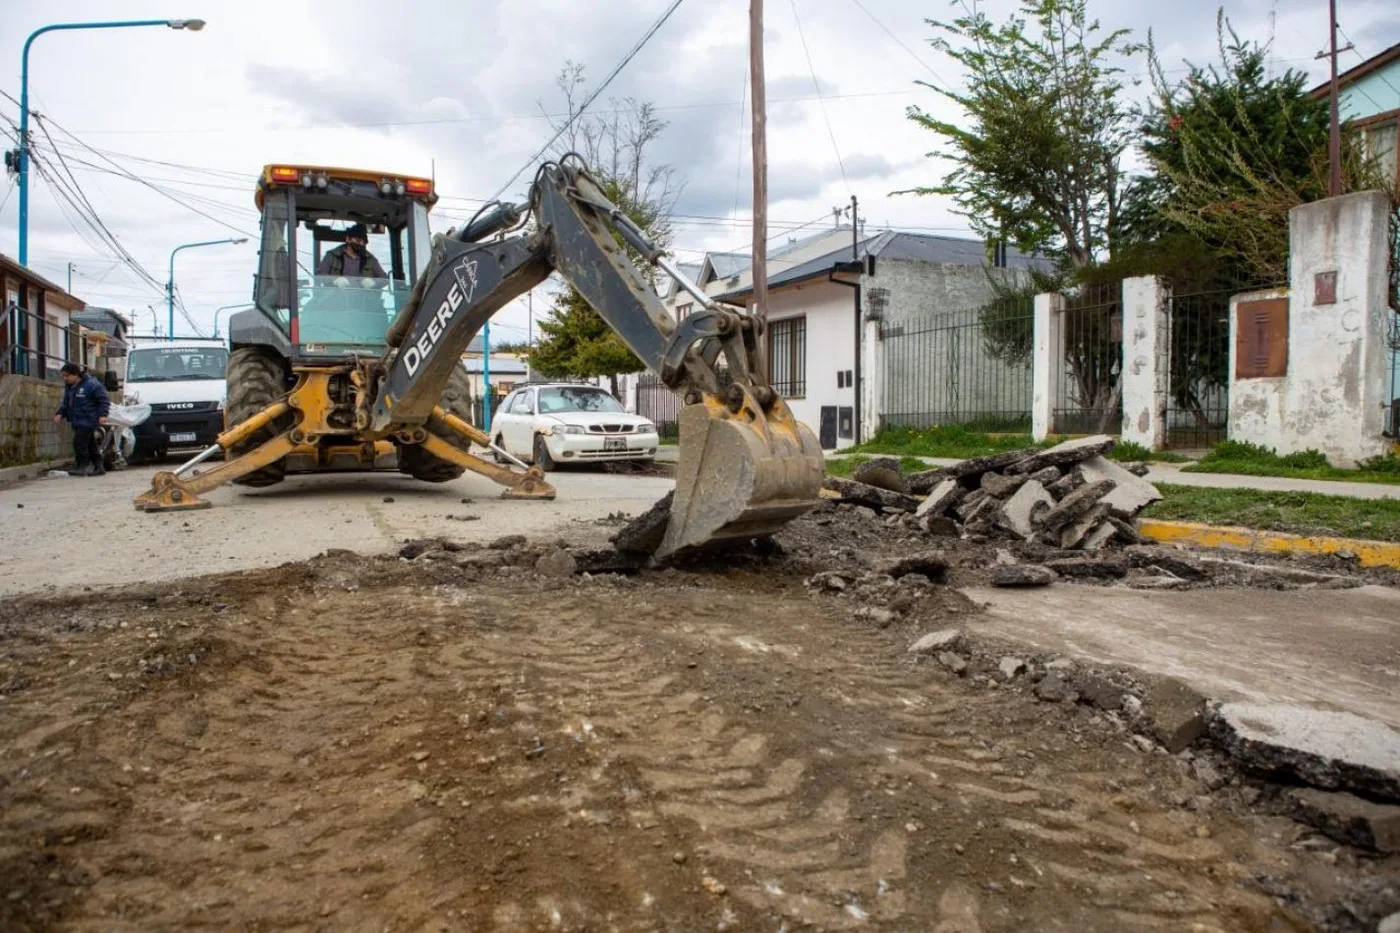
xmin=317 ymin=222 xmax=386 ymax=286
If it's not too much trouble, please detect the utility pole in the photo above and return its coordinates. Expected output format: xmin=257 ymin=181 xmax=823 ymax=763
xmin=850 ymin=195 xmax=858 ymax=260
xmin=527 ymin=290 xmax=533 ymax=345
xmin=1319 ymin=0 xmax=1352 ymax=198
xmin=750 ymin=0 xmax=768 ymax=341
xmin=66 ymin=262 xmax=75 ymax=293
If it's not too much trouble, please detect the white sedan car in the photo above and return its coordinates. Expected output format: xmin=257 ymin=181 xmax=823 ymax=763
xmin=489 ymin=383 xmax=660 ymax=470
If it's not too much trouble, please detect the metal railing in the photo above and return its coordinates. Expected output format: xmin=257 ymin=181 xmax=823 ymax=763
xmin=880 ymin=294 xmax=1034 ymax=431
xmin=2 ymin=302 xmax=81 ymax=382
xmin=636 ymin=372 xmax=681 ymax=438
xmin=1053 ymin=283 xmax=1122 ymax=435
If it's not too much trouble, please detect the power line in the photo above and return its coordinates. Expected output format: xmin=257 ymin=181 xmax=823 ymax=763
xmin=790 ymin=0 xmax=849 ymax=194
xmin=485 ymin=0 xmax=687 ymax=204
xmin=848 ymin=0 xmax=950 ymax=89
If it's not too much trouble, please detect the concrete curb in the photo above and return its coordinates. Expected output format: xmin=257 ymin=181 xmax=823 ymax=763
xmin=0 ymin=459 xmax=74 ymax=487
xmin=1137 ymin=519 xmax=1400 ymax=571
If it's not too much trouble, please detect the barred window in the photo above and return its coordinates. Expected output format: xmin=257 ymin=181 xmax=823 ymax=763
xmin=768 ymin=316 xmax=806 ymax=398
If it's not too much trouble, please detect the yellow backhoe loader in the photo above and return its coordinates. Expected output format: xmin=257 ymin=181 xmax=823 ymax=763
xmin=134 ymin=157 xmax=824 ymax=558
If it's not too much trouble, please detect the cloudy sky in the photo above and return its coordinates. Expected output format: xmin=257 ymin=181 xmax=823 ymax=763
xmin=2 ymin=0 xmax=1396 ymax=343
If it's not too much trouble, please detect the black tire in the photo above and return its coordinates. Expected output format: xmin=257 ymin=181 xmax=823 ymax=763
xmin=533 ymin=433 xmax=557 ymax=472
xmin=397 ymin=365 xmax=473 ymax=483
xmin=226 ymin=346 xmax=292 ymax=488
xmin=491 ymin=434 xmax=508 ymax=464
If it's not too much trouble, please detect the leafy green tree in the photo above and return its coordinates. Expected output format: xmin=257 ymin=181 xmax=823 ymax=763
xmin=901 ymin=0 xmax=1140 ymax=269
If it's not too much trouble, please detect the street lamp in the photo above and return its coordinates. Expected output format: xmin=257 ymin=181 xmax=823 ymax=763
xmin=15 ymin=18 xmax=207 ymax=267
xmin=167 ymin=238 xmax=247 ymax=341
xmin=213 ymin=303 xmax=253 ymax=339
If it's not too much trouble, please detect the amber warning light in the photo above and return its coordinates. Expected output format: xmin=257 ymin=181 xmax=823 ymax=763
xmin=405 ymin=178 xmax=432 ymax=195
xmin=269 ymin=166 xmax=301 ymax=183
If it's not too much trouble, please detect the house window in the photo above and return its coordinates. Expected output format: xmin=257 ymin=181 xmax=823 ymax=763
xmin=676 ymin=302 xmax=693 ymax=321
xmin=768 ymin=316 xmax=806 ymax=398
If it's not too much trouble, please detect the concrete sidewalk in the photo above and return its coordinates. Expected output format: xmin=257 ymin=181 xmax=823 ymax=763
xmin=824 ymin=452 xmax=1400 ymax=500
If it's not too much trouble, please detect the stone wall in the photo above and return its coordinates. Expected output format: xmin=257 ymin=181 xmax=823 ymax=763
xmin=0 ymin=374 xmax=70 ymax=467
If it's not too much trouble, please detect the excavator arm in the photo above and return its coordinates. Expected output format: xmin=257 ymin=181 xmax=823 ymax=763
xmin=135 ymin=158 xmax=823 ymax=558
xmin=373 ymin=158 xmax=824 ymax=557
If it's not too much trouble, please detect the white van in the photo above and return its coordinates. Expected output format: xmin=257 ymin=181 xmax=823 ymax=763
xmin=123 ymin=339 xmax=229 ymax=461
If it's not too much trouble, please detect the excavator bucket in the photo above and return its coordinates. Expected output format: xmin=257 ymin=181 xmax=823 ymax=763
xmin=658 ymin=387 xmax=825 ymax=559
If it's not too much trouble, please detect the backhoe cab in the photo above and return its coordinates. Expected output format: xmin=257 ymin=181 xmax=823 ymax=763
xmin=136 ymin=158 xmax=824 ymax=559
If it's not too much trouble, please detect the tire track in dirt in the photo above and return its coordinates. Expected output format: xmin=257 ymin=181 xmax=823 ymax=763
xmin=0 ymin=569 xmax=1324 ymax=931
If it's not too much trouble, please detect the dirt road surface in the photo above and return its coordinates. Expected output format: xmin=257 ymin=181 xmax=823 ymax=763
xmin=0 ymin=464 xmax=671 ymax=597
xmin=3 ymin=531 xmax=1395 ymax=932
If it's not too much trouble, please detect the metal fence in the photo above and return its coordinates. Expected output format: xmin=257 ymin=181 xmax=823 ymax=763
xmin=1387 ymin=310 xmax=1399 ymax=439
xmin=636 ymin=372 xmax=682 ymax=438
xmin=1052 ymin=283 xmax=1122 ymax=435
xmin=880 ymin=295 xmax=1034 ymax=431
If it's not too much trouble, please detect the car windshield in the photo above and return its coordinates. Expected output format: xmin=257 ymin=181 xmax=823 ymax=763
xmin=536 ymin=387 xmax=626 ymax=414
xmin=128 ymin=347 xmax=229 ymax=381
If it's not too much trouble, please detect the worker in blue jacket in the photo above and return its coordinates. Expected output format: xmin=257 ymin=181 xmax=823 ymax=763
xmin=54 ymin=362 xmax=111 ymax=476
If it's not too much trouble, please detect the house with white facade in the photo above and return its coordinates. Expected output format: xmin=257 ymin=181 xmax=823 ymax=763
xmin=712 ymin=231 xmax=1044 ymax=448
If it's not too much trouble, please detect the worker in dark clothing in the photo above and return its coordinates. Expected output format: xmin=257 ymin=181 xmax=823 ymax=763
xmin=54 ymin=362 xmax=111 ymax=476
xmin=316 ymin=222 xmax=387 ymax=284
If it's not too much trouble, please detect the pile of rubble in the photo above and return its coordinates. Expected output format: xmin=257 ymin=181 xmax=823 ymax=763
xmin=825 ymin=435 xmax=1163 ymax=559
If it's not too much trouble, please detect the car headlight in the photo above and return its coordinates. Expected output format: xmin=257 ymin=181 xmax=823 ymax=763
xmin=637 ymin=422 xmax=655 ymax=433
xmin=550 ymin=423 xmax=584 ymax=436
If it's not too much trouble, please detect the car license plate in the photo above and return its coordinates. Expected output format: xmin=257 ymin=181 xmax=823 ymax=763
xmin=169 ymin=432 xmax=198 ymax=443
xmin=603 ymin=436 xmax=626 ymax=452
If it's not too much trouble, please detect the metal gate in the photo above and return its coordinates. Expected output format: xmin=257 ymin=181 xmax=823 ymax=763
xmin=1052 ymin=283 xmax=1122 ymax=435
xmin=1163 ymin=285 xmax=1235 ymax=449
xmin=880 ymin=295 xmax=1034 ymax=431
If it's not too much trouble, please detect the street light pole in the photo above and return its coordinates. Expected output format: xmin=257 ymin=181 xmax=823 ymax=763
xmin=16 ymin=18 xmax=206 ymax=267
xmin=167 ymin=237 xmax=246 ymax=341
xmin=213 ymin=303 xmax=252 ymax=339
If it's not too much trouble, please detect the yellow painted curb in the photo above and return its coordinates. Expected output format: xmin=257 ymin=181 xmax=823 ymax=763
xmin=1137 ymin=519 xmax=1400 ymax=570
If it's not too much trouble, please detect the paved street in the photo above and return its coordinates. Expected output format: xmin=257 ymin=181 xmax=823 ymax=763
xmin=0 ymin=463 xmax=673 ymax=597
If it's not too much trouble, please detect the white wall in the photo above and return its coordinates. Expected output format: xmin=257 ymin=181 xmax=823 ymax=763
xmin=1120 ymin=276 xmax=1169 ymax=449
xmin=1228 ymin=192 xmax=1394 ymax=466
xmin=763 ymin=280 xmax=857 ymax=449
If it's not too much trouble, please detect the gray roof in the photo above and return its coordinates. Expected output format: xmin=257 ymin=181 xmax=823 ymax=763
xmin=703 ymin=252 xmax=750 ymax=282
xmin=714 ymin=231 xmax=1046 ymax=301
xmin=72 ymin=308 xmax=129 ymax=337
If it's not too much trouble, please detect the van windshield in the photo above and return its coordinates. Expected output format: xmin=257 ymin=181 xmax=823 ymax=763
xmin=128 ymin=347 xmax=229 ymax=382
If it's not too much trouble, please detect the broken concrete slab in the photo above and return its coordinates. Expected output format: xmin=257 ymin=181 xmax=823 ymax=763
xmin=954 ymin=488 xmax=988 ymax=519
xmin=1128 ymin=576 xmax=1192 ymax=590
xmin=980 ymin=471 xmax=1028 ymax=499
xmin=1028 ymin=466 xmax=1061 ymax=486
xmin=1290 ymin=788 xmax=1400 ymax=852
xmin=1106 ymin=516 xmax=1142 ymax=545
xmin=853 ymin=456 xmax=909 ymax=494
xmin=1006 ymin=435 xmax=1117 ymax=475
xmin=881 ymin=551 xmax=949 ymax=583
xmin=572 ymin=548 xmax=650 ymax=575
xmin=990 ymin=564 xmax=1057 ymax=587
xmin=1074 ymin=673 xmax=1126 ymax=712
xmin=908 ymin=628 xmax=963 ymax=654
xmin=915 ymin=479 xmax=965 ymax=519
xmin=956 ymin=494 xmax=999 ymax=527
xmin=1076 ymin=455 xmax=1162 ymax=518
xmin=919 ymin=515 xmax=960 ymax=537
xmin=1043 ymin=557 xmax=1128 ymax=580
xmin=1211 ymin=703 xmax=1400 ymax=801
xmin=1124 ymin=546 xmax=1208 ymax=580
xmin=998 ymin=480 xmax=1055 ymax=539
xmin=1046 ymin=471 xmax=1085 ymax=499
xmin=1037 ymin=479 xmax=1117 ymax=531
xmin=1146 ymin=678 xmax=1208 ymax=753
xmin=938 ymin=651 xmax=968 ymax=675
xmin=1081 ymin=521 xmax=1118 ymax=551
xmin=999 ymin=657 xmax=1026 ymax=680
xmin=613 ymin=491 xmax=673 ymax=554
xmin=907 ymin=468 xmax=950 ymax=495
xmin=534 ymin=548 xmax=579 ymax=578
xmin=1380 ymin=913 xmax=1400 ymax=933
xmin=946 ymin=447 xmax=1041 ymax=482
xmin=1060 ymin=503 xmax=1112 ymax=549
xmin=823 ymin=477 xmax=921 ymax=513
